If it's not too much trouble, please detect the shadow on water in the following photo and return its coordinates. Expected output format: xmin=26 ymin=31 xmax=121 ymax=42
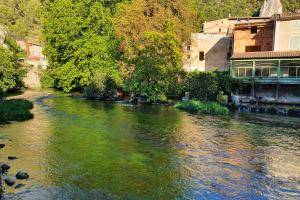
xmin=0 ymin=94 xmax=299 ymax=200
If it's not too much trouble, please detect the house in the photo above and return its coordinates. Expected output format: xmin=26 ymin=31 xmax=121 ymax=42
xmin=17 ymin=40 xmax=48 ymax=69
xmin=183 ymin=17 xmax=271 ymax=72
xmin=17 ymin=40 xmax=48 ymax=88
xmin=230 ymin=13 xmax=300 ymax=104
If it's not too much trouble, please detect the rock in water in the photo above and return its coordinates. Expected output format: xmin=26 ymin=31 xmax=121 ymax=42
xmin=16 ymin=171 xmax=29 ymax=180
xmin=0 ymin=163 xmax=10 ymax=172
xmin=4 ymin=178 xmax=16 ymax=186
xmin=15 ymin=183 xmax=25 ymax=189
xmin=8 ymin=156 xmax=17 ymax=160
xmin=0 ymin=144 xmax=5 ymax=149
xmin=260 ymin=0 xmax=283 ymax=17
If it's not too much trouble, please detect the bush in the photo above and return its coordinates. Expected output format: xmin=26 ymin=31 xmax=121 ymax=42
xmin=0 ymin=99 xmax=34 ymax=122
xmin=84 ymin=70 xmax=123 ymax=100
xmin=175 ymin=100 xmax=229 ymax=116
xmin=185 ymin=71 xmax=218 ymax=101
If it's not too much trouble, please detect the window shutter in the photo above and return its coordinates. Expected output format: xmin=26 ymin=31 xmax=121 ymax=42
xmin=289 ymin=36 xmax=300 ymax=50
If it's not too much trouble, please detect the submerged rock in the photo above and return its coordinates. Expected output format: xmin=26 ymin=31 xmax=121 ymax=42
xmin=8 ymin=156 xmax=17 ymax=160
xmin=15 ymin=183 xmax=25 ymax=189
xmin=4 ymin=177 xmax=16 ymax=186
xmin=0 ymin=163 xmax=10 ymax=172
xmin=0 ymin=144 xmax=5 ymax=149
xmin=16 ymin=171 xmax=29 ymax=180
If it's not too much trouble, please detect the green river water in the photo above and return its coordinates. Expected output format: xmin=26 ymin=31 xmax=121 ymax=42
xmin=0 ymin=91 xmax=299 ymax=200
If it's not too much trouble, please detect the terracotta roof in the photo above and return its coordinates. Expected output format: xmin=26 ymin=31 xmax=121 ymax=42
xmin=278 ymin=13 xmax=300 ymax=21
xmin=231 ymin=51 xmax=300 ymax=60
xmin=228 ymin=16 xmax=271 ymax=20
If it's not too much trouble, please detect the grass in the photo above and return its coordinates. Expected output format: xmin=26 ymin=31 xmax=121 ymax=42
xmin=0 ymin=99 xmax=34 ymax=123
xmin=175 ymin=100 xmax=229 ymax=116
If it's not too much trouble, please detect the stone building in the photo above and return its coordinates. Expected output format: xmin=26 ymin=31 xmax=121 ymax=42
xmin=183 ymin=17 xmax=271 ymax=72
xmin=17 ymin=41 xmax=48 ymax=88
xmin=230 ymin=13 xmax=300 ymax=104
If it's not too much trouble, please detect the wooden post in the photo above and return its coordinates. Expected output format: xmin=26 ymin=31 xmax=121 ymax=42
xmin=276 ymin=83 xmax=280 ymax=99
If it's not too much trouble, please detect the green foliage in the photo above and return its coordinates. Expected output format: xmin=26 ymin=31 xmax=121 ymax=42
xmin=214 ymin=71 xmax=233 ymax=96
xmin=185 ymin=71 xmax=219 ymax=102
xmin=114 ymin=0 xmax=198 ymax=56
xmin=84 ymin=69 xmax=123 ymax=99
xmin=175 ymin=100 xmax=229 ymax=116
xmin=125 ymin=27 xmax=184 ymax=102
xmin=217 ymin=91 xmax=228 ymax=105
xmin=0 ymin=0 xmax=42 ymax=39
xmin=0 ymin=44 xmax=26 ymax=95
xmin=0 ymin=99 xmax=33 ymax=122
xmin=196 ymin=0 xmax=300 ymax=29
xmin=43 ymin=0 xmax=118 ymax=92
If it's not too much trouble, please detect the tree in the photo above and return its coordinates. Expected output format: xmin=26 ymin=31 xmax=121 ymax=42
xmin=0 ymin=42 xmax=26 ymax=97
xmin=125 ymin=25 xmax=184 ymax=101
xmin=43 ymin=0 xmax=119 ymax=92
xmin=0 ymin=0 xmax=42 ymax=40
xmin=114 ymin=0 xmax=198 ymax=56
xmin=186 ymin=71 xmax=219 ymax=102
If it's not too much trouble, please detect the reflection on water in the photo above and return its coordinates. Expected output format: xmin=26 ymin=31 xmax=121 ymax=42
xmin=0 ymin=94 xmax=299 ymax=199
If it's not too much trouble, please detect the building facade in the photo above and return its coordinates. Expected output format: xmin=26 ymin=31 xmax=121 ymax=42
xmin=184 ymin=17 xmax=271 ymax=72
xmin=17 ymin=41 xmax=48 ymax=88
xmin=230 ymin=13 xmax=300 ymax=104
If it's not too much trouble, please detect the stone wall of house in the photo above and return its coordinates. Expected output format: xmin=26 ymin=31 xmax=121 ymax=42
xmin=23 ymin=65 xmax=41 ymax=89
xmin=233 ymin=22 xmax=274 ymax=53
xmin=183 ymin=33 xmax=231 ymax=72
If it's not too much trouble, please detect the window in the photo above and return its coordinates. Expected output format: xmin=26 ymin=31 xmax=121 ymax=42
xmin=219 ymin=28 xmax=222 ymax=32
xmin=187 ymin=46 xmax=191 ymax=50
xmin=291 ymin=20 xmax=300 ymax=31
xmin=199 ymin=51 xmax=204 ymax=61
xmin=187 ymin=55 xmax=191 ymax=59
xmin=255 ymin=67 xmax=277 ymax=77
xmin=251 ymin=26 xmax=257 ymax=34
xmin=289 ymin=36 xmax=300 ymax=50
xmin=235 ymin=67 xmax=253 ymax=77
xmin=245 ymin=45 xmax=261 ymax=52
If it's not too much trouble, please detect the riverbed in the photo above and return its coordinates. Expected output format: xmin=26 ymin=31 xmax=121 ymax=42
xmin=0 ymin=91 xmax=299 ymax=199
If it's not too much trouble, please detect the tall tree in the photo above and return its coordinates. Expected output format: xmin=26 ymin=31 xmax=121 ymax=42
xmin=126 ymin=25 xmax=184 ymax=101
xmin=114 ymin=0 xmax=198 ymax=56
xmin=43 ymin=0 xmax=118 ymax=92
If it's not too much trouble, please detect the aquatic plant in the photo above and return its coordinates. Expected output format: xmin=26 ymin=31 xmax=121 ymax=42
xmin=0 ymin=99 xmax=33 ymax=122
xmin=175 ymin=100 xmax=229 ymax=116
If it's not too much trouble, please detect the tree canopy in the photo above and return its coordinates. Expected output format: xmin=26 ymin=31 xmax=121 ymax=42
xmin=43 ymin=0 xmax=119 ymax=92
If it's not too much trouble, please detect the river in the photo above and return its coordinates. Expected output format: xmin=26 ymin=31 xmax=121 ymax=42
xmin=0 ymin=91 xmax=299 ymax=199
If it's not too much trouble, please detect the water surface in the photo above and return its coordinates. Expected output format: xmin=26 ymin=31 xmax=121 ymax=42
xmin=0 ymin=93 xmax=299 ymax=199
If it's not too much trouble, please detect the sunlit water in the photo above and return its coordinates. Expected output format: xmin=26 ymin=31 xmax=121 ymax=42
xmin=0 ymin=92 xmax=299 ymax=200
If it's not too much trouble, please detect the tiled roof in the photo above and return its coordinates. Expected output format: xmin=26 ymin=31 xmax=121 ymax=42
xmin=231 ymin=51 xmax=300 ymax=60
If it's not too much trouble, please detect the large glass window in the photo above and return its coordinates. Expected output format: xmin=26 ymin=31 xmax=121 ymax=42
xmin=255 ymin=67 xmax=277 ymax=77
xmin=289 ymin=36 xmax=300 ymax=50
xmin=291 ymin=20 xmax=300 ymax=31
xmin=236 ymin=67 xmax=252 ymax=77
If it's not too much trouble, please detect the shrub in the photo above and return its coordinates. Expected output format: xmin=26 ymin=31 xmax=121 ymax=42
xmin=185 ymin=71 xmax=218 ymax=101
xmin=0 ymin=99 xmax=34 ymax=122
xmin=175 ymin=100 xmax=229 ymax=116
